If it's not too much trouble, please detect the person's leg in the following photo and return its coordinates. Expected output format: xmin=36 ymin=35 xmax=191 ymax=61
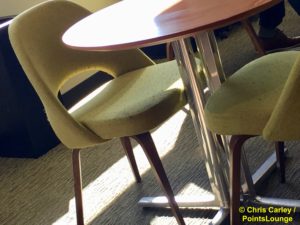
xmin=258 ymin=1 xmax=300 ymax=52
xmin=288 ymin=0 xmax=300 ymax=15
xmin=259 ymin=2 xmax=285 ymax=38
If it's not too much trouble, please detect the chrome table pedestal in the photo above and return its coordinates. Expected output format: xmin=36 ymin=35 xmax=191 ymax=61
xmin=140 ymin=31 xmax=230 ymax=224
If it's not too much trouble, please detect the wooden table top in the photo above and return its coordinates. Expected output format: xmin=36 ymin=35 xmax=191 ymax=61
xmin=62 ymin=0 xmax=280 ymax=51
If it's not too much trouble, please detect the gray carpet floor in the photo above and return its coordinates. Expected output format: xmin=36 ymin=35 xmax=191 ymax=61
xmin=0 ymin=2 xmax=300 ymax=225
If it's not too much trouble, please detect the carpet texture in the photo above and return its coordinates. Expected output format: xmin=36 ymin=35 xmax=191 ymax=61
xmin=0 ymin=2 xmax=300 ymax=225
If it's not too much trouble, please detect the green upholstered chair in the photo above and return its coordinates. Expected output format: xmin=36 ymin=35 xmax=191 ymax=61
xmin=8 ymin=1 xmax=186 ymax=224
xmin=204 ymin=51 xmax=300 ymax=225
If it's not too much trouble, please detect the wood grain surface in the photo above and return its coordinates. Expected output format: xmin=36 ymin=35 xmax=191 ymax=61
xmin=63 ymin=0 xmax=281 ymax=51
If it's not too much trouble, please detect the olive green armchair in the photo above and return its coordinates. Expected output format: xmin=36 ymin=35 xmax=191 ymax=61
xmin=204 ymin=51 xmax=300 ymax=225
xmin=9 ymin=1 xmax=187 ymax=224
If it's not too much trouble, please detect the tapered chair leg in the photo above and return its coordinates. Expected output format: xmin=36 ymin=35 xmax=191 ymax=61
xmin=72 ymin=149 xmax=84 ymax=225
xmin=229 ymin=135 xmax=252 ymax=225
xmin=133 ymin=132 xmax=185 ymax=225
xmin=275 ymin=141 xmax=285 ymax=183
xmin=166 ymin=42 xmax=175 ymax=60
xmin=120 ymin=137 xmax=142 ymax=183
xmin=241 ymin=19 xmax=266 ymax=56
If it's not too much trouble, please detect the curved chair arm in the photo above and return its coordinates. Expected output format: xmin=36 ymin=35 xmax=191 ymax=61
xmin=8 ymin=0 xmax=154 ymax=148
xmin=263 ymin=54 xmax=300 ymax=141
xmin=6 ymin=43 xmax=105 ymax=148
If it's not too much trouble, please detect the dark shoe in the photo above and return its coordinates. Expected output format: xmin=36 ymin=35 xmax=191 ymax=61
xmin=258 ymin=29 xmax=300 ymax=52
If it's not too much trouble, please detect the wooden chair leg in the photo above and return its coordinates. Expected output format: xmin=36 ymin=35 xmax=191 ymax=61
xmin=72 ymin=149 xmax=84 ymax=225
xmin=275 ymin=141 xmax=285 ymax=183
xmin=166 ymin=42 xmax=175 ymax=61
xmin=241 ymin=19 xmax=266 ymax=56
xmin=229 ymin=135 xmax=252 ymax=225
xmin=120 ymin=137 xmax=142 ymax=183
xmin=133 ymin=132 xmax=185 ymax=225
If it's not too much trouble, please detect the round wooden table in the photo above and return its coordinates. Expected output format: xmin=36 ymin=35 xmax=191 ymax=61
xmin=63 ymin=0 xmax=280 ymax=51
xmin=63 ymin=0 xmax=286 ymax=224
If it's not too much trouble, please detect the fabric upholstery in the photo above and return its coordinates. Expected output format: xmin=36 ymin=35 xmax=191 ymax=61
xmin=70 ymin=60 xmax=186 ymax=139
xmin=8 ymin=0 xmax=186 ymax=148
xmin=204 ymin=51 xmax=300 ymax=136
xmin=95 ymin=0 xmax=121 ymax=10
xmin=263 ymin=54 xmax=300 ymax=140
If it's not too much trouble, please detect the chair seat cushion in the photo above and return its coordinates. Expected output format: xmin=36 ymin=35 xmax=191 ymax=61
xmin=204 ymin=51 xmax=300 ymax=136
xmin=70 ymin=60 xmax=186 ymax=139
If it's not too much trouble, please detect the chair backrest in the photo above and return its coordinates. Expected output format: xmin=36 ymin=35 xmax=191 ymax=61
xmin=263 ymin=54 xmax=300 ymax=141
xmin=9 ymin=0 xmax=154 ymax=148
xmin=95 ymin=0 xmax=122 ymax=10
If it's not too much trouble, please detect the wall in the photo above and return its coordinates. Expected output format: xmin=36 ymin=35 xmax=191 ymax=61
xmin=0 ymin=0 xmax=120 ymax=17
